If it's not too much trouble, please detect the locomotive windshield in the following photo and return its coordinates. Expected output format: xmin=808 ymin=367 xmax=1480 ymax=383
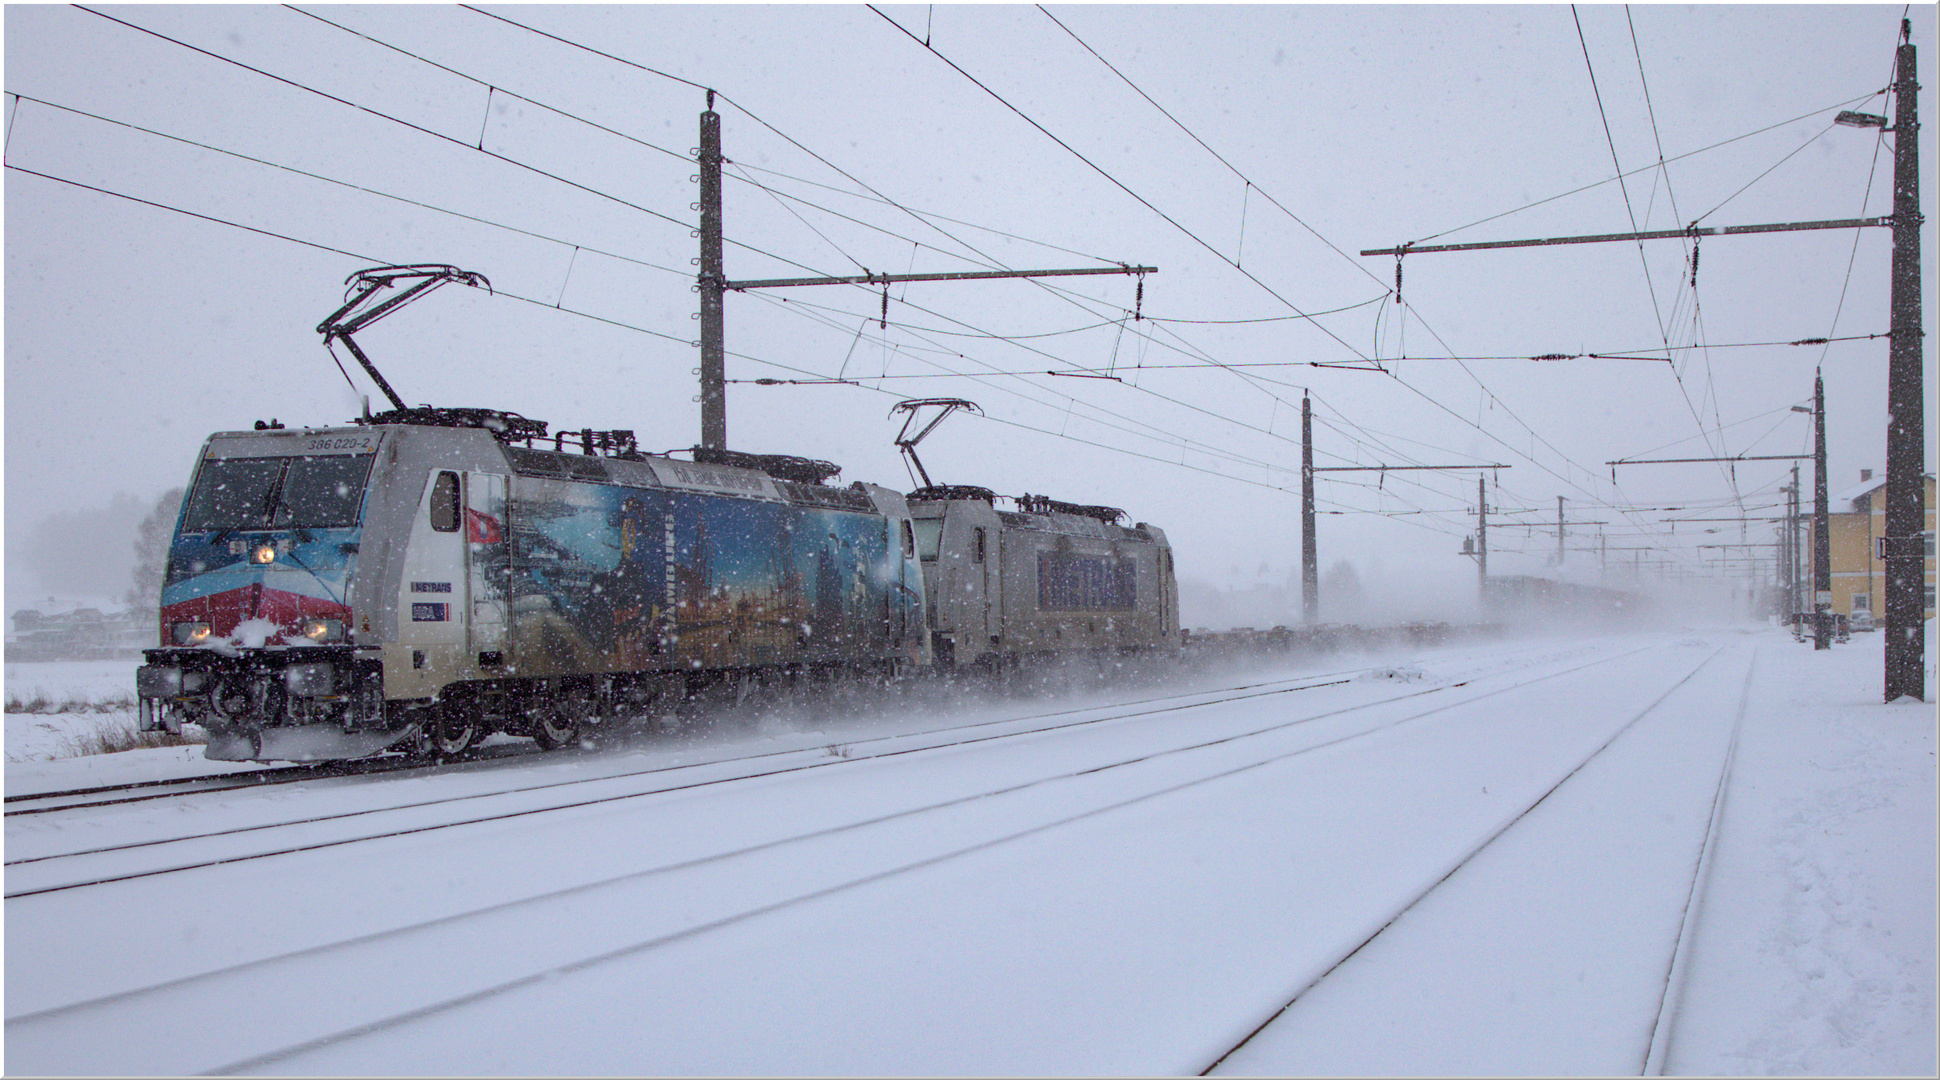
xmin=182 ymin=454 xmax=374 ymax=532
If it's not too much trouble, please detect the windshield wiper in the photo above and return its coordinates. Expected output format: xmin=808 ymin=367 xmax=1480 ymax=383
xmin=259 ymin=465 xmax=292 ymax=528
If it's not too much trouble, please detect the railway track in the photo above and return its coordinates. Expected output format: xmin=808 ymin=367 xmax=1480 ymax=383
xmin=1203 ymin=639 xmax=1755 ymax=1075
xmin=5 ymin=639 xmax=1610 ymax=900
xmin=2 ymin=755 xmax=447 ymax=816
xmin=0 ymin=660 xmax=1333 ymax=820
xmin=0 ymin=635 xmax=1583 ymax=880
xmin=6 ymin=636 xmax=1677 ymax=1075
xmin=2 ymin=665 xmax=1385 ymax=898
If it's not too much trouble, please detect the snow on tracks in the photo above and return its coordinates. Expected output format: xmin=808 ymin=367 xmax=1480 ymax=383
xmin=8 ymin=635 xmax=1723 ymax=1075
xmin=1208 ymin=638 xmax=1753 ymax=1075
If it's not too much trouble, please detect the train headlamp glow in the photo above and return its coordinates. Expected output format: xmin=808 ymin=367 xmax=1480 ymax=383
xmin=251 ymin=544 xmax=277 ymax=565
xmin=171 ymin=621 xmax=213 ymax=645
xmin=299 ymin=617 xmax=346 ymax=643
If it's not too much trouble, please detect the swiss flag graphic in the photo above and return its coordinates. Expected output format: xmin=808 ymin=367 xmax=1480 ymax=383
xmin=466 ymin=508 xmax=503 ymax=544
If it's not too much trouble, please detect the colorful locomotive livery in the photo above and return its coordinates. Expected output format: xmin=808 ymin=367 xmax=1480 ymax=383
xmin=475 ymin=464 xmax=924 ymax=679
xmin=140 ymin=417 xmax=945 ymax=761
xmin=138 ymin=409 xmax=1177 ymax=762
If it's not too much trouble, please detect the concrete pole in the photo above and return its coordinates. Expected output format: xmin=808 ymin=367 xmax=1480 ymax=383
xmin=1302 ymin=393 xmax=1318 ymax=624
xmin=698 ymin=101 xmax=726 ymax=452
xmin=1792 ymin=466 xmax=1804 ymax=623
xmin=1814 ymin=372 xmax=1832 ymax=650
xmin=1556 ymin=495 xmax=1565 ymax=566
xmin=1478 ymin=473 xmax=1489 ymax=606
xmin=1883 ymin=27 xmax=1926 ymax=700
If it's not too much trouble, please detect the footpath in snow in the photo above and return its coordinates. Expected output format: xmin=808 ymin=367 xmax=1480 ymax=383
xmin=1663 ymin=626 xmax=1935 ymax=1075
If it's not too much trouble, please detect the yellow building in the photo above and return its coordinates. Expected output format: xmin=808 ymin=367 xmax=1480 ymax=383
xmin=1807 ymin=470 xmax=1936 ymax=625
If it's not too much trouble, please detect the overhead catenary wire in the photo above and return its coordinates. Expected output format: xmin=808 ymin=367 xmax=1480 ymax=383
xmin=1364 ymin=24 xmax=1898 ymax=552
xmin=454 ymin=6 xmax=1398 ymax=446
xmin=995 ymin=2 xmax=1717 ymax=542
xmin=7 ymin=56 xmax=1415 ymax=521
xmin=11 ymin=155 xmax=1376 ymax=507
xmin=1033 ymin=4 xmax=1394 ymax=297
xmin=4 ymin=92 xmax=696 ymax=283
xmin=34 ymin=6 xmax=1846 ymax=573
xmin=455 ymin=3 xmax=1564 ymax=523
xmin=1573 ymin=6 xmax=1737 ymax=504
xmin=1401 ymin=88 xmax=1891 ymax=249
xmin=1041 ymin=4 xmax=1887 ymax=563
xmin=16 ymin=58 xmax=1384 ymax=476
xmin=866 ymin=4 xmax=1375 ymax=367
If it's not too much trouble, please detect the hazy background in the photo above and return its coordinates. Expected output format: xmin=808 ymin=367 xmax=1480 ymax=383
xmin=6 ymin=4 xmax=1934 ymax=628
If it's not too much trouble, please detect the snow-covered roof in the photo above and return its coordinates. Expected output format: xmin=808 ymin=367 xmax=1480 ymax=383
xmin=1832 ymin=471 xmax=1934 ymax=512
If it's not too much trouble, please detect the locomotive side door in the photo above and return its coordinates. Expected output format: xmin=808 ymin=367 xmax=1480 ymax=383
xmin=396 ymin=470 xmax=469 ymax=685
xmin=952 ymin=506 xmax=995 ymax=649
xmin=971 ymin=522 xmax=992 ymax=644
xmin=465 ymin=471 xmax=510 ymax=669
xmin=894 ymin=517 xmax=914 ymax=646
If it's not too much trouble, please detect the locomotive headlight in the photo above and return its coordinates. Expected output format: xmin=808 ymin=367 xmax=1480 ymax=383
xmin=299 ymin=617 xmax=346 ymax=643
xmin=252 ymin=544 xmax=277 ymax=565
xmin=171 ymin=621 xmax=213 ymax=645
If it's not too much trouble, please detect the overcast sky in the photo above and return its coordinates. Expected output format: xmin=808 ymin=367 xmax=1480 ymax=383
xmin=6 ymin=4 xmax=1934 ymax=618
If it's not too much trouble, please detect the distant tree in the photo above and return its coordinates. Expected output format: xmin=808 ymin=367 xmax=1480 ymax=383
xmin=21 ymin=492 xmax=147 ymax=600
xmin=124 ymin=487 xmax=185 ymax=619
xmin=1322 ymin=559 xmax=1366 ymax=621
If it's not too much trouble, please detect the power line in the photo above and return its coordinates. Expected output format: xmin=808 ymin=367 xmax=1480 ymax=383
xmin=1403 ymin=88 xmax=1890 ymax=248
xmin=11 ymin=155 xmax=1353 ymax=506
xmin=867 ymin=4 xmax=1373 ymax=366
xmin=74 ymin=5 xmax=697 ymax=235
xmin=458 ymin=5 xmax=1465 ymax=487
xmin=285 ymin=5 xmax=695 ymax=168
xmin=1032 ymin=4 xmax=1391 ymax=296
xmin=45 ymin=7 xmax=1427 ymax=496
xmin=4 ymin=92 xmax=693 ymax=284
xmin=1575 ymin=6 xmax=1736 ymax=500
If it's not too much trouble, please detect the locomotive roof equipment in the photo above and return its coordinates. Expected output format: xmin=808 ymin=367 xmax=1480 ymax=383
xmin=891 ymin=398 xmax=982 ymax=490
xmin=317 ymin=264 xmax=492 ymax=415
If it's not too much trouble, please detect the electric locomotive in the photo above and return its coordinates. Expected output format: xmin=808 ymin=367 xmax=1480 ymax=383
xmin=908 ymin=487 xmax=1179 ymax=670
xmin=136 ymin=412 xmax=931 ymax=760
xmin=135 ymin=267 xmax=1179 ymax=762
xmin=888 ymin=399 xmax=1181 ymax=672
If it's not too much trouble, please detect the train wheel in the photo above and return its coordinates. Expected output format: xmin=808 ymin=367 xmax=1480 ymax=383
xmin=416 ymin=709 xmax=478 ymax=758
xmin=531 ymin=702 xmax=582 ymax=751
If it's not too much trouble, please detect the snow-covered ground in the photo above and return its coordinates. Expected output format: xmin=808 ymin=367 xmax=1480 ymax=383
xmin=4 ymin=624 xmax=1933 ymax=1075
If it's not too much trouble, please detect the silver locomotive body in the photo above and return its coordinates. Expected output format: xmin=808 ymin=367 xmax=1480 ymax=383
xmin=908 ymin=489 xmax=1180 ymax=671
xmin=139 ymin=419 xmax=931 ymax=760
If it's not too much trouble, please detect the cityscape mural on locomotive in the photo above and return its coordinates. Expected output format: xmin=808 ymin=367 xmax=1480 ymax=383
xmin=476 ymin=474 xmax=921 ymax=678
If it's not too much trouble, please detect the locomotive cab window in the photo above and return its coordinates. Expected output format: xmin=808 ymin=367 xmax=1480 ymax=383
xmin=430 ymin=471 xmax=460 ymax=532
xmin=900 ymin=519 xmax=916 ymax=559
xmin=183 ymin=454 xmax=374 ymax=532
xmin=912 ymin=519 xmax=943 ymax=561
